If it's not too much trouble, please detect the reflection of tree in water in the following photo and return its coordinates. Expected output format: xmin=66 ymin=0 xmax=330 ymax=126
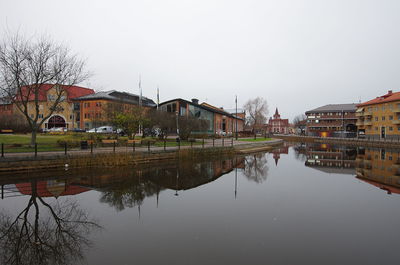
xmin=243 ymin=153 xmax=269 ymax=183
xmin=293 ymin=144 xmax=307 ymax=162
xmin=0 ymin=180 xmax=100 ymax=265
xmin=99 ymin=175 xmax=161 ymax=211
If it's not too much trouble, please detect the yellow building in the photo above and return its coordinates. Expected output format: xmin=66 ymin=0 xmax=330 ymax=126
xmin=0 ymin=84 xmax=94 ymax=131
xmin=356 ymin=90 xmax=400 ymax=140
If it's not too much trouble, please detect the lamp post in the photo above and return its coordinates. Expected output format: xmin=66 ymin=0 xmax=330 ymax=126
xmin=176 ymin=111 xmax=179 ymax=140
xmin=235 ymin=95 xmax=238 ymax=140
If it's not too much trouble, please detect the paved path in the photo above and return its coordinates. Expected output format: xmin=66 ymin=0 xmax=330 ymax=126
xmin=0 ymin=138 xmax=282 ymax=161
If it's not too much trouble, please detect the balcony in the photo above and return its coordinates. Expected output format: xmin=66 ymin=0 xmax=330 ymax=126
xmin=356 ymin=112 xmax=364 ymax=117
xmin=393 ymin=108 xmax=400 ymax=113
xmin=392 ymin=120 xmax=400 ymax=125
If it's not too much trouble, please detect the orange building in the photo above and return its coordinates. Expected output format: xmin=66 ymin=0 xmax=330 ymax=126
xmin=73 ymin=90 xmax=156 ymax=130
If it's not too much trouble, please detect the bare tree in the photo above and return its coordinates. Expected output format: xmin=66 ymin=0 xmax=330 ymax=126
xmin=243 ymin=153 xmax=269 ymax=183
xmin=0 ymin=33 xmax=90 ymax=145
xmin=243 ymin=97 xmax=268 ymax=131
xmin=292 ymin=114 xmax=307 ymax=126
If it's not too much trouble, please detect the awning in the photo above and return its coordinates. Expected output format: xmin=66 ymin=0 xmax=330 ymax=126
xmin=356 ymin=107 xmax=364 ymax=113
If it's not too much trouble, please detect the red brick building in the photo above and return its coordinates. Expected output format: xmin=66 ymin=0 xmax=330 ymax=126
xmin=268 ymin=108 xmax=289 ymax=134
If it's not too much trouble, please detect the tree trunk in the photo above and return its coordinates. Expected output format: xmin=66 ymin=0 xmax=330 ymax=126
xmin=30 ymin=128 xmax=37 ymax=147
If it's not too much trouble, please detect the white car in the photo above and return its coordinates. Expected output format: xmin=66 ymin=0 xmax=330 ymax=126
xmin=48 ymin=127 xmax=67 ymax=132
xmin=87 ymin=126 xmax=114 ymax=134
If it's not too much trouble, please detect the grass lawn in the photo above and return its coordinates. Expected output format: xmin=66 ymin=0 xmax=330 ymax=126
xmin=0 ymin=134 xmax=203 ymax=153
xmin=238 ymin=137 xmax=273 ymax=142
xmin=0 ymin=134 xmax=84 ymax=153
xmin=153 ymin=141 xmax=202 ymax=147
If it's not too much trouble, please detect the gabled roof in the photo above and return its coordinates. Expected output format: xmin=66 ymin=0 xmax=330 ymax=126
xmin=306 ymin=103 xmax=357 ymax=114
xmin=15 ymin=84 xmax=94 ymax=102
xmin=73 ymin=90 xmax=156 ymax=107
xmin=357 ymin=90 xmax=400 ymax=107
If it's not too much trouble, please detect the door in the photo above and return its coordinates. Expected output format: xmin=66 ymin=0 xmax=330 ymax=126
xmin=381 ymin=126 xmax=386 ymax=139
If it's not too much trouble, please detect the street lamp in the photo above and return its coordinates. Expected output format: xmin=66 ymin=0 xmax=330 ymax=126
xmin=176 ymin=111 xmax=180 ymax=140
xmin=235 ymin=95 xmax=238 ymax=140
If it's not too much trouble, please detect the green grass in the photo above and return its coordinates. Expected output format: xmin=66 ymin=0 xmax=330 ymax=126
xmin=238 ymin=137 xmax=273 ymax=142
xmin=0 ymin=134 xmax=203 ymax=153
xmin=0 ymin=134 xmax=82 ymax=153
xmin=153 ymin=141 xmax=202 ymax=147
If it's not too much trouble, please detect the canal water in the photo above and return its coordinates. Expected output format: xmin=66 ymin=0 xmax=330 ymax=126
xmin=1 ymin=143 xmax=400 ymax=265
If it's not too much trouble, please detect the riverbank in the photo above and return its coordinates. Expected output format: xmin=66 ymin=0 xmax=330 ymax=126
xmin=0 ymin=138 xmax=283 ymax=173
xmin=274 ymin=135 xmax=400 ymax=148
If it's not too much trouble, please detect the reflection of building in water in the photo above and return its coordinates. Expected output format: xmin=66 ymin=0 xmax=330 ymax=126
xmin=1 ymin=180 xmax=89 ymax=199
xmin=1 ymin=157 xmax=245 ymax=203
xmin=271 ymin=146 xmax=289 ymax=166
xmin=356 ymin=148 xmax=400 ymax=194
xmin=303 ymin=143 xmax=357 ymax=174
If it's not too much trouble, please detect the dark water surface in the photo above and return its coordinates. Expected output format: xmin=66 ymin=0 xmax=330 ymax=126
xmin=1 ymin=143 xmax=400 ymax=265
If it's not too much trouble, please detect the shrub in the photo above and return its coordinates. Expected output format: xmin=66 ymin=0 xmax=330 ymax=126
xmin=57 ymin=139 xmax=80 ymax=148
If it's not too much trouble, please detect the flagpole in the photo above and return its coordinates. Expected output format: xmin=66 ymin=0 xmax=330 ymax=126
xmin=157 ymin=86 xmax=159 ymax=110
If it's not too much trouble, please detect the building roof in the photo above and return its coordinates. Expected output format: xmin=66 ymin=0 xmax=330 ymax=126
xmin=357 ymin=90 xmax=400 ymax=107
xmin=12 ymin=84 xmax=94 ymax=102
xmin=224 ymin=108 xmax=245 ymax=114
xmin=73 ymin=90 xmax=156 ymax=107
xmin=306 ymin=103 xmax=357 ymax=114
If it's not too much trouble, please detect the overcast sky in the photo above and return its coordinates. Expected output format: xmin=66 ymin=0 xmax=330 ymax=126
xmin=1 ymin=0 xmax=400 ymax=120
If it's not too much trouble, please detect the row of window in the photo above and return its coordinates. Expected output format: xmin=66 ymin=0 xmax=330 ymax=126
xmin=365 ymin=103 xmax=400 ymax=112
xmin=84 ymin=113 xmax=102 ymax=119
xmin=83 ymin=102 xmax=102 ymax=108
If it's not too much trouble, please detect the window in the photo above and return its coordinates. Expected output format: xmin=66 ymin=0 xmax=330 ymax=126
xmin=38 ymin=114 xmax=43 ymax=119
xmin=375 ymin=117 xmax=378 ymax=121
xmin=375 ymin=127 xmax=378 ymax=131
xmin=389 ymin=115 xmax=393 ymax=120
xmin=389 ymin=127 xmax=393 ymax=131
xmin=382 ymin=116 xmax=386 ymax=121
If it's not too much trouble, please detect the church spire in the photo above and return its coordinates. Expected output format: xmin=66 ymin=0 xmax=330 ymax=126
xmin=274 ymin=108 xmax=280 ymax=119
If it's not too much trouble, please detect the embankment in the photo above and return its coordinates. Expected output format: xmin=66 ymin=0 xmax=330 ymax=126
xmin=0 ymin=139 xmax=283 ymax=173
xmin=275 ymin=135 xmax=400 ymax=148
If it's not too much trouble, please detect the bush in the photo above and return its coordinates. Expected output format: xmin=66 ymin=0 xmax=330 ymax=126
xmin=141 ymin=139 xmax=156 ymax=145
xmin=57 ymin=139 xmax=80 ymax=148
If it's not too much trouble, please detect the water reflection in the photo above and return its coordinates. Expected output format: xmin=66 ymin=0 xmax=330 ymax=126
xmin=0 ymin=180 xmax=100 ymax=265
xmin=293 ymin=142 xmax=400 ymax=195
xmin=356 ymin=148 xmax=400 ymax=194
xmin=1 ymin=146 xmax=400 ymax=264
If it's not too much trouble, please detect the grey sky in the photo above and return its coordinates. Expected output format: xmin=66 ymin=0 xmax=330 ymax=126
xmin=1 ymin=0 xmax=400 ymax=120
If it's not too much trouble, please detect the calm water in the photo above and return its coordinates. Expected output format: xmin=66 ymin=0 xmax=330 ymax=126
xmin=1 ymin=143 xmax=400 ymax=265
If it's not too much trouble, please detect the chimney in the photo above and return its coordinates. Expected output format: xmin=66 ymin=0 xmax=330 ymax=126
xmin=191 ymin=98 xmax=199 ymax=104
xmin=388 ymin=90 xmax=393 ymax=94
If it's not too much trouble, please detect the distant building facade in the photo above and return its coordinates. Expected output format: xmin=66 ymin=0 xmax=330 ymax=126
xmin=356 ymin=90 xmax=400 ymax=140
xmin=305 ymin=104 xmax=357 ymax=137
xmin=158 ymin=98 xmax=244 ymax=135
xmin=268 ymin=108 xmax=289 ymax=134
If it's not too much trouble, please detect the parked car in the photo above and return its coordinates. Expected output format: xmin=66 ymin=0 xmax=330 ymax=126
xmin=71 ymin=128 xmax=86 ymax=133
xmin=48 ymin=127 xmax=67 ymax=132
xmin=87 ymin=126 xmax=114 ymax=134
